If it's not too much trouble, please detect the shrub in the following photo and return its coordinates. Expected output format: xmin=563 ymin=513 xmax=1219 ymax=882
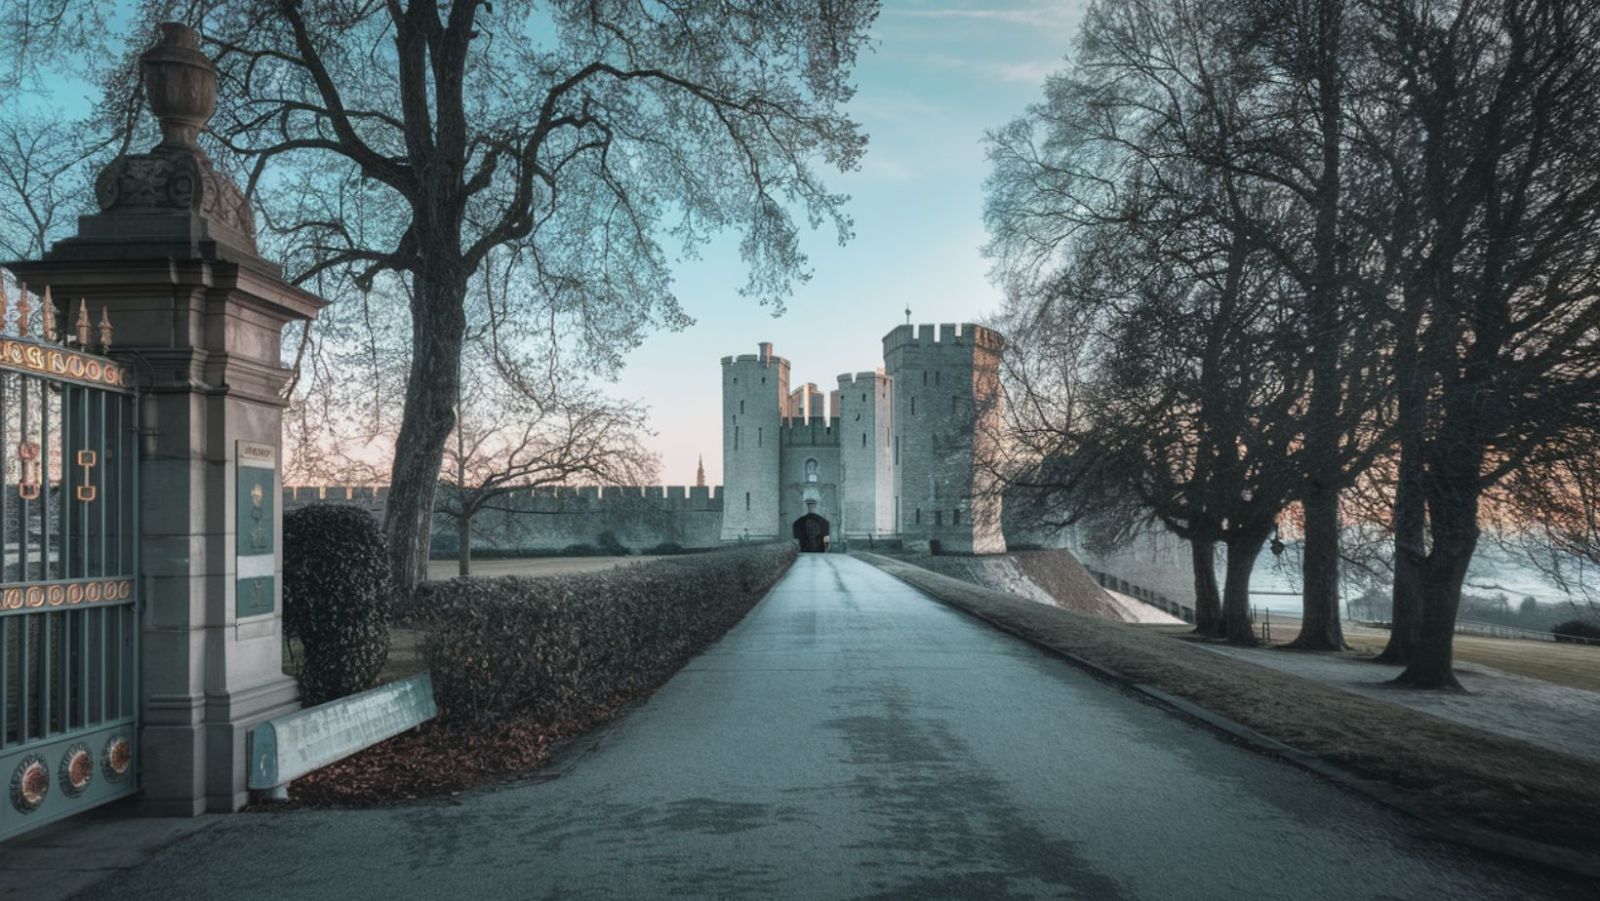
xmin=594 ymin=530 xmax=629 ymax=556
xmin=560 ymin=543 xmax=597 ymax=557
xmin=642 ymin=541 xmax=685 ymax=555
xmin=284 ymin=503 xmax=392 ymax=705
xmin=1552 ymin=619 xmax=1600 ymax=643
xmin=416 ymin=541 xmax=797 ymax=724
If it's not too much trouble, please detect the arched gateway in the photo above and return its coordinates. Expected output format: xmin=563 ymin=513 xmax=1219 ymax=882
xmin=792 ymin=513 xmax=830 ymax=552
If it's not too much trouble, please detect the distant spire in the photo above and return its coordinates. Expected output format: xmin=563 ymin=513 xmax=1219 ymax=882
xmin=695 ymin=455 xmax=706 ymax=487
xmin=905 ymin=304 xmax=912 ymax=325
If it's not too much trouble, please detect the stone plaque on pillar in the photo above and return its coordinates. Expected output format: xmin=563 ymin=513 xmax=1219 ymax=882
xmin=237 ymin=441 xmax=276 ymax=618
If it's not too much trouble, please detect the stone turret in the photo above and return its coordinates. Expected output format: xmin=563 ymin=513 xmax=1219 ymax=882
xmin=884 ymin=323 xmax=1006 ymax=554
xmin=720 ymin=342 xmax=788 ymax=541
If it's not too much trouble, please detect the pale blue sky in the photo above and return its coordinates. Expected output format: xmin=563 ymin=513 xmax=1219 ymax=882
xmin=623 ymin=1 xmax=1088 ymax=485
xmin=15 ymin=1 xmax=1090 ymax=486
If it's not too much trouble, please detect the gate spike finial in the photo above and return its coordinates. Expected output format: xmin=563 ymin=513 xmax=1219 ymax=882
xmin=16 ymin=282 xmax=30 ymax=338
xmin=42 ymin=285 xmax=56 ymax=342
xmin=76 ymin=298 xmax=90 ymax=347
xmin=99 ymin=306 xmax=113 ymax=352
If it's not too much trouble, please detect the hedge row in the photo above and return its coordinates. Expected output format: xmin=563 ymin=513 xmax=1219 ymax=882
xmin=414 ymin=542 xmax=797 ymax=724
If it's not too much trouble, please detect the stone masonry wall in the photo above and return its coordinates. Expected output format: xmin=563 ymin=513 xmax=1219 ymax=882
xmin=283 ymin=485 xmax=724 ymax=554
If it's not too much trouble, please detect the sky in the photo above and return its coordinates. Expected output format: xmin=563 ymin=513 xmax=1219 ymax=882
xmin=15 ymin=0 xmax=1092 ymax=487
xmin=613 ymin=1 xmax=1090 ymax=486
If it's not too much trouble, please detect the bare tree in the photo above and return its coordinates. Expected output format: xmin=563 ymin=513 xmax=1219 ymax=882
xmin=2 ymin=0 xmax=877 ymax=595
xmin=438 ymin=360 xmax=656 ymax=576
xmin=1363 ymin=0 xmax=1600 ymax=688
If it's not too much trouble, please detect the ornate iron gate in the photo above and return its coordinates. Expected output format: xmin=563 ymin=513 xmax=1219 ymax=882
xmin=0 ymin=282 xmax=137 ymax=840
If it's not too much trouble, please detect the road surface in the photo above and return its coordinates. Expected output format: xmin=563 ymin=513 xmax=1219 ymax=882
xmin=89 ymin=555 xmax=1586 ymax=899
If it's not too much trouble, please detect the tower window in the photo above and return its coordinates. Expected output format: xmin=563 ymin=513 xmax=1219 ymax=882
xmin=734 ymin=426 xmax=740 ymax=450
xmin=935 ymin=510 xmax=943 ymax=526
xmin=745 ymin=492 xmax=751 ymax=511
xmin=861 ymin=393 xmax=866 ymax=402
xmin=758 ymin=427 xmax=763 ymax=447
xmin=935 ymin=371 xmax=941 ymax=385
xmin=894 ymin=436 xmax=899 ymax=464
xmin=740 ymin=400 xmax=745 ymax=414
xmin=862 ymin=433 xmax=867 ymax=446
xmin=910 ymin=397 xmax=916 ymax=416
xmin=915 ymin=508 xmax=922 ymax=524
xmin=953 ymin=509 xmax=961 ymax=525
xmin=922 ymin=372 xmax=928 ymax=385
xmin=951 ymin=396 xmax=959 ymax=415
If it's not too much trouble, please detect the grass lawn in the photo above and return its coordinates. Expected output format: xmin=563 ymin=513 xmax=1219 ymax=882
xmin=424 ymin=555 xmax=660 ymax=580
xmin=1260 ymin=616 xmax=1600 ymax=693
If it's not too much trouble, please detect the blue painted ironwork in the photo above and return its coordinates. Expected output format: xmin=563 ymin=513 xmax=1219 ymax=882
xmin=1 ymin=279 xmax=137 ymax=841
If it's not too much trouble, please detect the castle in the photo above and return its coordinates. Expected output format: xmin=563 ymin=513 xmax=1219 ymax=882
xmin=286 ymin=321 xmax=1009 ymax=556
xmin=719 ymin=322 xmax=1007 ymax=554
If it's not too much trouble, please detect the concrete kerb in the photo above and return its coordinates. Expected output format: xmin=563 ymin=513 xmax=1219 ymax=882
xmin=851 ymin=551 xmax=1600 ymax=884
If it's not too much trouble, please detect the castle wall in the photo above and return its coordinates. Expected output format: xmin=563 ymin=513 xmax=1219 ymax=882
xmin=836 ymin=370 xmax=895 ymax=538
xmin=884 ymin=323 xmax=1007 ymax=554
xmin=282 ymin=484 xmax=725 ymax=554
xmin=720 ymin=344 xmax=788 ymax=542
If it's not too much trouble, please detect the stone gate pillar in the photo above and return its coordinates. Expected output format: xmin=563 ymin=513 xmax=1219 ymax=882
xmin=8 ymin=24 xmax=324 ymax=814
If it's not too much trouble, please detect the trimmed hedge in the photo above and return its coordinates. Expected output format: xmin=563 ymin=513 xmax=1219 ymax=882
xmin=284 ymin=503 xmax=393 ymax=705
xmin=1552 ymin=619 xmax=1600 ymax=642
xmin=415 ymin=542 xmax=797 ymax=724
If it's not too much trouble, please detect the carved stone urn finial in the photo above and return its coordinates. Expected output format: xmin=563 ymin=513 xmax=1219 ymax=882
xmin=140 ymin=22 xmax=216 ymax=152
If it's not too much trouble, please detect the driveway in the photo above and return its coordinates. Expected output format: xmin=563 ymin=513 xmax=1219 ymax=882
xmin=50 ymin=555 xmax=1591 ymax=899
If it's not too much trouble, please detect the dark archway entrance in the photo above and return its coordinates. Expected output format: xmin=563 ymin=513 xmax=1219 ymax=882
xmin=793 ymin=513 xmax=830 ymax=552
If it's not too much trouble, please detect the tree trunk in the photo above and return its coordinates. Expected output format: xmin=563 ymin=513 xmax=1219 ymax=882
xmin=458 ymin=511 xmax=472 ymax=578
xmin=1378 ymin=419 xmax=1426 ymax=664
xmin=1294 ymin=0 xmax=1348 ymax=652
xmin=1222 ymin=533 xmax=1264 ymax=646
xmin=1393 ymin=528 xmax=1473 ymax=690
xmin=1394 ymin=430 xmax=1483 ymax=690
xmin=384 ymin=269 xmax=469 ymax=595
xmin=1191 ymin=538 xmax=1223 ymax=637
xmin=1292 ymin=485 xmax=1346 ymax=650
xmin=1377 ymin=279 xmax=1428 ymax=664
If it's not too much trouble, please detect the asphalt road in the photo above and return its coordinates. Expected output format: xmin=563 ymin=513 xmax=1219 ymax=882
xmin=91 ymin=555 xmax=1588 ymax=900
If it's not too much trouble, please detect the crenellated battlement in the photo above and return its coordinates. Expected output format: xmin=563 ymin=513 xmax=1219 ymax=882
xmin=721 ymin=341 xmax=789 ymax=369
xmin=881 ymin=322 xmax=1005 ymax=355
xmin=779 ymin=417 xmax=839 ymax=446
xmin=284 ymin=484 xmax=724 ymax=513
xmin=836 ymin=369 xmax=889 ymax=387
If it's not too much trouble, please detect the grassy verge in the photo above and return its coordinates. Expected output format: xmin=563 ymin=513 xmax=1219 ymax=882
xmin=856 ymin=552 xmax=1600 ymax=862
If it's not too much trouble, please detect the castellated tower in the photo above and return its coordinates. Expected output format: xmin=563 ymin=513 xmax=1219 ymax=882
xmin=720 ymin=342 xmax=789 ymax=541
xmin=884 ymin=323 xmax=1007 ymax=554
xmin=836 ymin=369 xmax=895 ymax=540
